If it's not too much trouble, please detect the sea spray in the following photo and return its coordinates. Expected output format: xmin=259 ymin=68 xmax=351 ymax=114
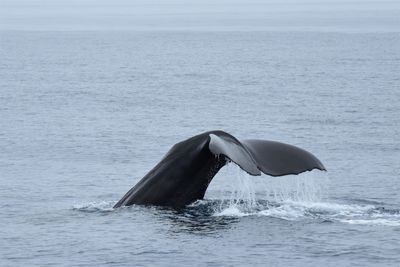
xmin=72 ymin=200 xmax=115 ymax=212
xmin=207 ymin=163 xmax=329 ymax=215
xmin=259 ymin=171 xmax=329 ymax=203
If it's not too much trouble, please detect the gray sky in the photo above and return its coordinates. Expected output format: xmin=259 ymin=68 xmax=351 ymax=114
xmin=1 ymin=0 xmax=399 ymax=31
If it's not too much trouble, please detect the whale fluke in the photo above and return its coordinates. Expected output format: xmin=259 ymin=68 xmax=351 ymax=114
xmin=113 ymin=130 xmax=326 ymax=208
xmin=241 ymin=139 xmax=326 ymax=176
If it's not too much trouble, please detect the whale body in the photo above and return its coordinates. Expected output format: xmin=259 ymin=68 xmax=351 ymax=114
xmin=114 ymin=130 xmax=326 ymax=208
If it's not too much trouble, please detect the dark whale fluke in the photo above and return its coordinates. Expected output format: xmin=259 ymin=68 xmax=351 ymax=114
xmin=114 ymin=130 xmax=326 ymax=208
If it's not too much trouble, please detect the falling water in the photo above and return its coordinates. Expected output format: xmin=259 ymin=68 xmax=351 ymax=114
xmin=207 ymin=163 xmax=329 ymax=215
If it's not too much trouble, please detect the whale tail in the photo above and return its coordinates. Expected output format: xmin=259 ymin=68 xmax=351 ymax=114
xmin=209 ymin=133 xmax=326 ymax=177
xmin=114 ymin=131 xmax=326 ymax=208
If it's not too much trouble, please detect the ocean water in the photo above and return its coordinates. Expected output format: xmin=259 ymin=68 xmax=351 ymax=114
xmin=1 ymin=31 xmax=400 ymax=266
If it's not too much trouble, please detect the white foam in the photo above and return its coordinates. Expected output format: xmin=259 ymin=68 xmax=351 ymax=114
xmin=340 ymin=219 xmax=400 ymax=226
xmin=214 ymin=205 xmax=252 ymax=217
xmin=73 ymin=201 xmax=115 ymax=212
xmin=212 ymin=198 xmax=400 ymax=227
xmin=258 ymin=204 xmax=305 ymax=220
xmin=281 ymin=200 xmax=375 ymax=216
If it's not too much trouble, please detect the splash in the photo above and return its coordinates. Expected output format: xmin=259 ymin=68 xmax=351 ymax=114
xmin=207 ymin=164 xmax=400 ymax=226
xmin=208 ymin=163 xmax=328 ymax=213
xmin=339 ymin=219 xmax=400 ymax=226
xmin=72 ymin=200 xmax=115 ymax=212
xmin=73 ymin=165 xmax=400 ymax=227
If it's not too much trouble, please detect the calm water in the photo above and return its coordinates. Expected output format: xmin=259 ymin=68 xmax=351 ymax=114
xmin=1 ymin=31 xmax=400 ymax=266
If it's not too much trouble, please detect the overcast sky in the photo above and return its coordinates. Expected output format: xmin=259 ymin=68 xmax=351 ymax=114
xmin=1 ymin=0 xmax=399 ymax=31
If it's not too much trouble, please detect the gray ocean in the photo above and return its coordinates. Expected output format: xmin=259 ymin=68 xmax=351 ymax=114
xmin=1 ymin=31 xmax=399 ymax=266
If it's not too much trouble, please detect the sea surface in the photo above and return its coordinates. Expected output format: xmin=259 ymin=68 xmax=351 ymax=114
xmin=1 ymin=31 xmax=400 ymax=266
